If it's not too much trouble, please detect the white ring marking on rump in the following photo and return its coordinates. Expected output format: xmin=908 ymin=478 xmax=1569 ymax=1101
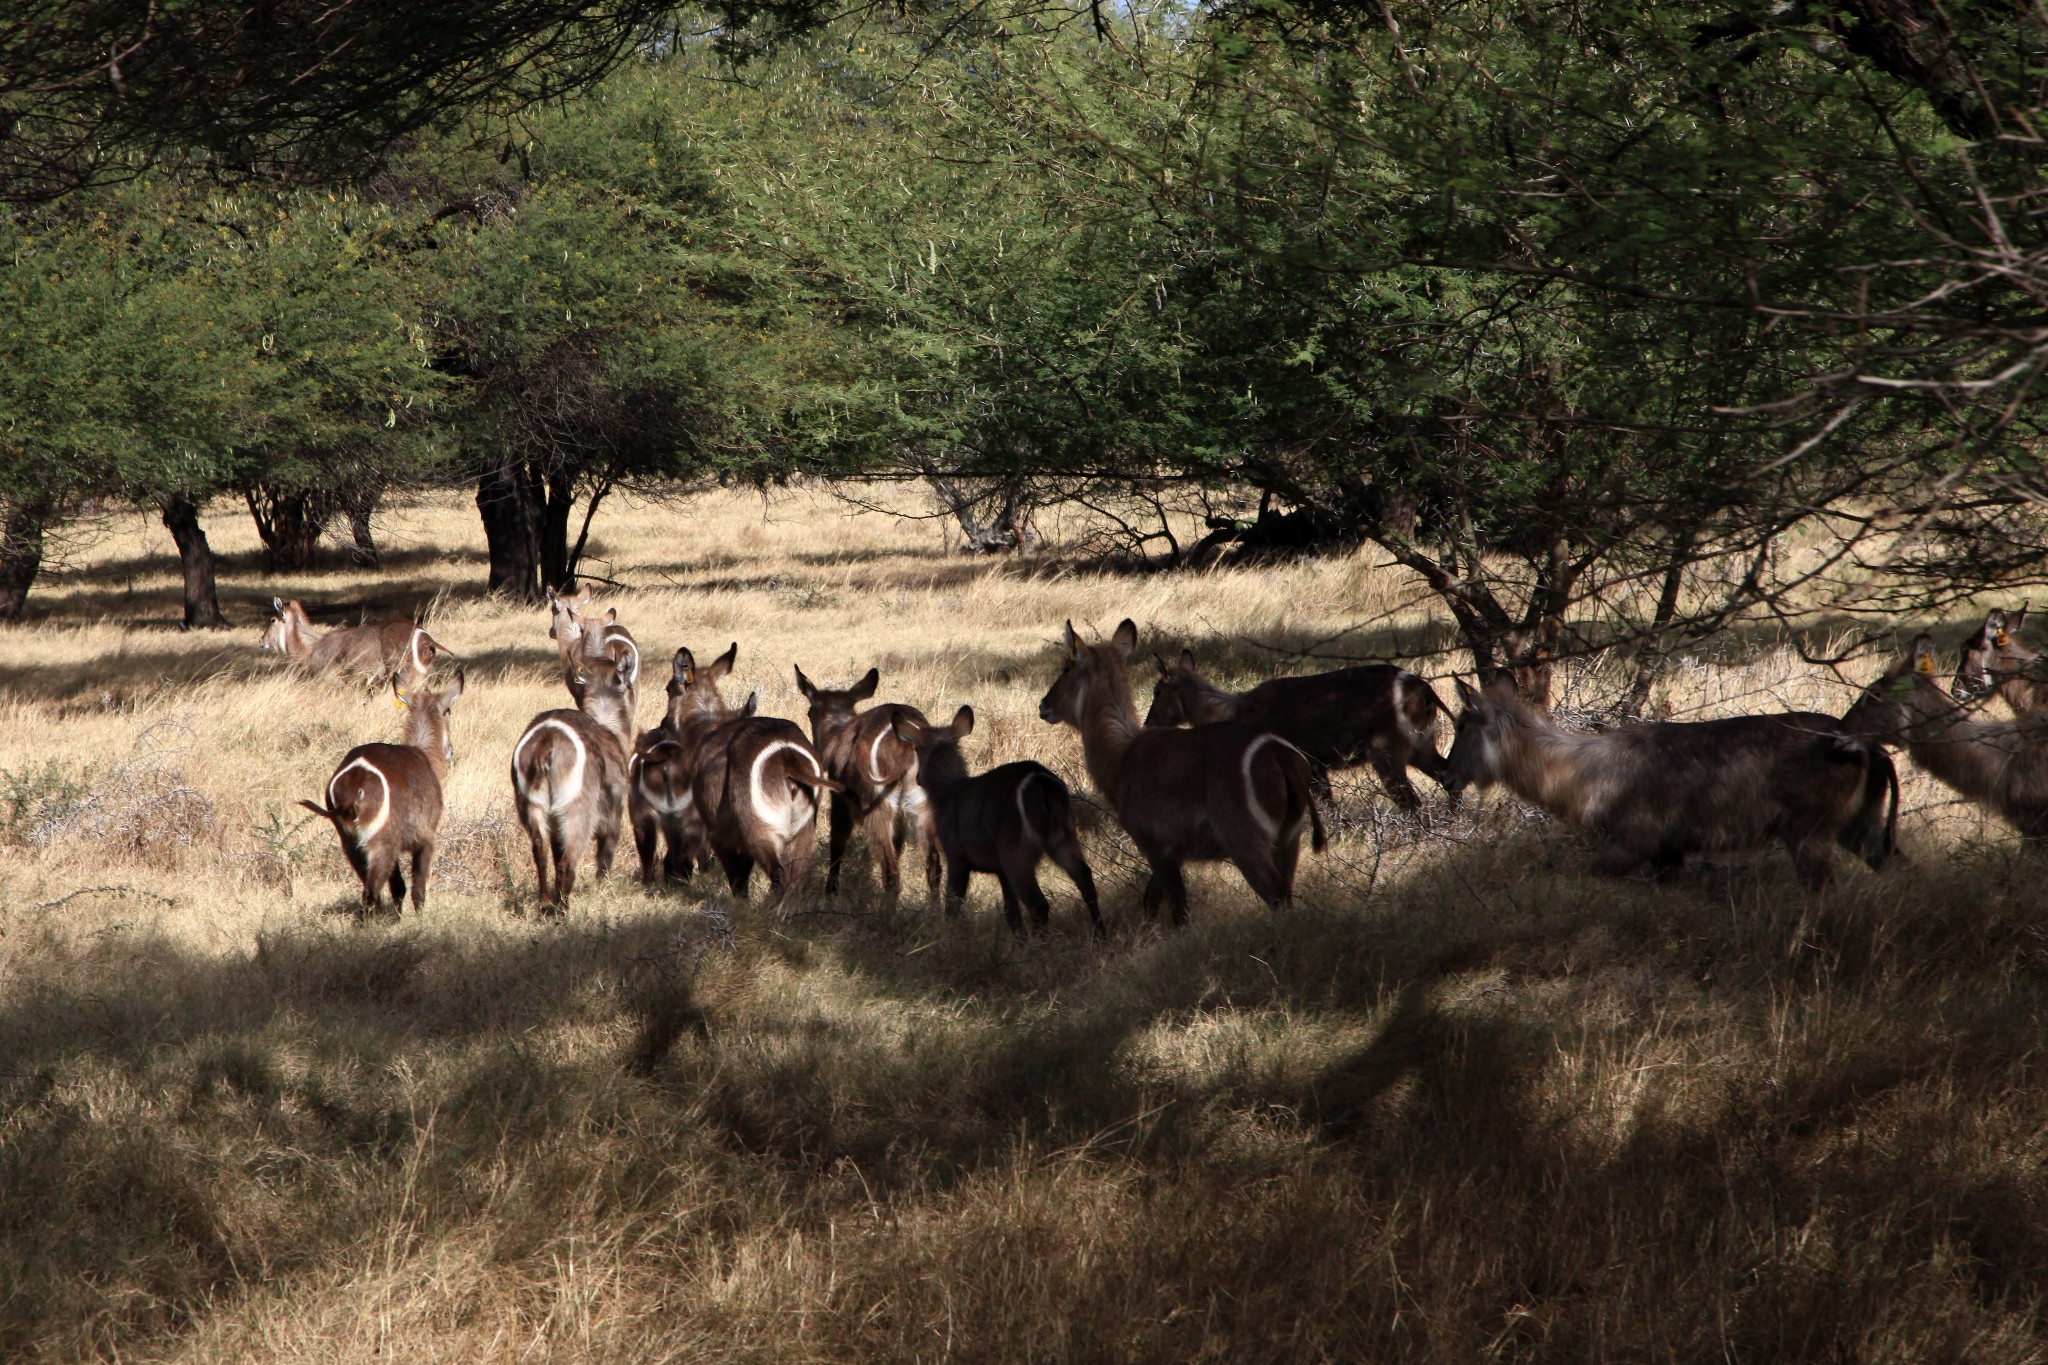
xmin=750 ymin=739 xmax=820 ymax=842
xmin=515 ymin=718 xmax=589 ymax=816
xmin=331 ymin=755 xmax=392 ymax=849
xmin=1242 ymin=735 xmax=1283 ymax=839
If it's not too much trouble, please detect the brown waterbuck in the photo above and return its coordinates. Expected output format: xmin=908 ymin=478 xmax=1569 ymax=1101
xmin=298 ymin=670 xmax=465 ymax=913
xmin=628 ymin=644 xmax=751 ymax=887
xmin=894 ymin=705 xmax=1102 ymax=934
xmin=262 ymin=597 xmax=450 ymax=687
xmin=795 ymin=665 xmax=940 ymax=904
xmin=1445 ymin=672 xmax=1899 ymax=887
xmin=1952 ymin=606 xmax=2048 ymax=716
xmin=548 ymin=586 xmax=641 ymax=706
xmin=691 ymin=697 xmax=843 ymax=901
xmin=512 ymin=654 xmax=635 ymax=913
xmin=1844 ymin=633 xmax=2048 ymax=840
xmin=1145 ymin=650 xmax=1452 ymax=809
xmin=1039 ymin=619 xmax=1325 ymax=924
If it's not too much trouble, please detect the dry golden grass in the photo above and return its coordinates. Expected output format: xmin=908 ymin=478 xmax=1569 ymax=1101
xmin=4 ymin=487 xmax=2047 ymax=1362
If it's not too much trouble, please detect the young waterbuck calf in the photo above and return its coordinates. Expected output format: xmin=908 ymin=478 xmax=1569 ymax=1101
xmin=1040 ymin=619 xmax=1325 ymax=925
xmin=512 ymin=654 xmax=635 ymax=913
xmin=795 ymin=665 xmax=940 ymax=904
xmin=629 ymin=644 xmax=750 ymax=887
xmin=1952 ymin=606 xmax=2048 ymax=715
xmin=299 ymin=670 xmax=465 ymax=913
xmin=262 ymin=597 xmax=450 ymax=687
xmin=1445 ymin=672 xmax=1898 ymax=888
xmin=895 ymin=705 xmax=1102 ymax=934
xmin=691 ymin=700 xmax=842 ymax=902
xmin=1845 ymin=633 xmax=2048 ymax=840
xmin=1145 ymin=650 xmax=1452 ymax=809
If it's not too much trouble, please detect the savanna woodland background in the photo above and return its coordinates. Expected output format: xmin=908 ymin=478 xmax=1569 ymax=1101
xmin=8 ymin=1 xmax=2048 ymax=1359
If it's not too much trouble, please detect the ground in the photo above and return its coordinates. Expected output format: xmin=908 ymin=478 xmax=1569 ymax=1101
xmin=2 ymin=487 xmax=2045 ymax=1362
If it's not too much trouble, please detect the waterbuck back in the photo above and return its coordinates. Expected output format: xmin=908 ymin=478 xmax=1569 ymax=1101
xmin=1040 ymin=618 xmax=1325 ymax=925
xmin=628 ymin=643 xmax=744 ymax=887
xmin=512 ymin=654 xmax=634 ymax=913
xmin=1953 ymin=606 xmax=2048 ymax=716
xmin=263 ymin=597 xmax=450 ymax=689
xmin=299 ymin=670 xmax=465 ymax=913
xmin=1846 ymin=633 xmax=2048 ymax=840
xmin=795 ymin=664 xmax=939 ymax=904
xmin=692 ymin=708 xmax=841 ymax=901
xmin=896 ymin=705 xmax=1101 ymax=934
xmin=1145 ymin=649 xmax=1451 ymax=808
xmin=1445 ymin=672 xmax=1896 ymax=888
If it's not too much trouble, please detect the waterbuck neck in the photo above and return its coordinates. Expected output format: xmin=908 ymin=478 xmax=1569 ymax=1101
xmin=1175 ymin=672 xmax=1241 ymax=725
xmin=579 ymin=686 xmax=635 ymax=750
xmin=1076 ymin=655 xmax=1142 ymax=797
xmin=1489 ymin=702 xmax=1605 ymax=828
xmin=402 ymin=702 xmax=451 ymax=780
xmin=916 ymin=739 xmax=972 ymax=797
xmin=280 ymin=608 xmax=316 ymax=663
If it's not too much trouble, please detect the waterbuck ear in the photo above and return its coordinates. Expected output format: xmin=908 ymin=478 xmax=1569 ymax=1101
xmin=794 ymin=666 xmax=816 ymax=701
xmin=1111 ymin=619 xmax=1139 ymax=657
xmin=2014 ymin=602 xmax=2031 ymax=635
xmin=1484 ymin=669 xmax=1520 ymax=700
xmin=1455 ymin=678 xmax=1483 ymax=709
xmin=740 ymin=690 xmax=759 ymax=718
xmin=1179 ymin=647 xmax=1197 ymax=673
xmin=446 ymin=669 xmax=465 ymax=704
xmin=951 ymin=704 xmax=975 ymax=738
xmin=673 ymin=646 xmax=695 ymax=676
xmin=391 ymin=676 xmax=408 ymax=709
xmin=270 ymin=596 xmax=286 ymax=618
xmin=1152 ymin=652 xmax=1168 ymax=679
xmin=603 ymin=607 xmax=617 ymax=625
xmin=891 ymin=713 xmax=923 ymax=747
xmin=1062 ymin=620 xmax=1079 ymax=660
xmin=851 ymin=668 xmax=880 ymax=703
xmin=1910 ymin=633 xmax=1938 ymax=675
xmin=709 ymin=641 xmax=738 ymax=682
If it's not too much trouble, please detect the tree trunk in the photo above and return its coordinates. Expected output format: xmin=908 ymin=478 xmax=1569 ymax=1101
xmin=343 ymin=487 xmax=380 ymax=568
xmin=0 ymin=496 xmax=54 ymax=623
xmin=245 ymin=484 xmax=331 ymax=572
xmin=159 ymin=494 xmax=228 ymax=629
xmin=540 ymin=472 xmax=576 ymax=591
xmin=476 ymin=457 xmax=542 ymax=602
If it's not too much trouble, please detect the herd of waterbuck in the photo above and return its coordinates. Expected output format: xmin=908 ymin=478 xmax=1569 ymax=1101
xmin=263 ymin=591 xmax=2048 ymax=930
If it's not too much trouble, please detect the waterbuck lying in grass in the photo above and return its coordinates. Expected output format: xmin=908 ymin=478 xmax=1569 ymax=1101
xmin=691 ymin=699 xmax=842 ymax=902
xmin=299 ymin=670 xmax=465 ymax=914
xmin=1145 ymin=649 xmax=1452 ymax=809
xmin=1845 ymin=633 xmax=2048 ymax=840
xmin=896 ymin=705 xmax=1102 ymax=934
xmin=1445 ymin=673 xmax=1898 ymax=888
xmin=1952 ymin=606 xmax=2048 ymax=716
xmin=513 ymin=655 xmax=634 ymax=913
xmin=1040 ymin=619 xmax=1325 ymax=924
xmin=796 ymin=665 xmax=939 ymax=905
xmin=629 ymin=644 xmax=752 ymax=887
xmin=262 ymin=597 xmax=450 ymax=687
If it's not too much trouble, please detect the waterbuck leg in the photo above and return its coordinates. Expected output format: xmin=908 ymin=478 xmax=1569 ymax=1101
xmin=994 ymin=871 xmax=1026 ymax=935
xmin=1786 ymin=835 xmax=1838 ymax=892
xmin=661 ymin=827 xmax=691 ymax=885
xmin=718 ymin=850 xmax=754 ymax=900
xmin=593 ymin=825 xmax=619 ymax=881
xmin=944 ymin=859 xmax=971 ymax=919
xmin=527 ymin=821 xmax=555 ymax=911
xmin=1368 ymin=751 xmax=1422 ymax=811
xmin=1150 ymin=862 xmax=1191 ymax=927
xmin=1043 ymin=823 xmax=1103 ymax=935
xmin=1272 ymin=822 xmax=1305 ymax=903
xmin=863 ymin=803 xmax=902 ymax=903
xmin=825 ymin=793 xmax=853 ymax=894
xmin=410 ymin=845 xmax=433 ymax=914
xmin=1588 ymin=843 xmax=1652 ymax=880
xmin=1002 ymin=850 xmax=1052 ymax=932
xmin=921 ymin=814 xmax=943 ymax=900
xmin=633 ymin=812 xmax=660 ymax=885
xmin=1226 ymin=841 xmax=1289 ymax=912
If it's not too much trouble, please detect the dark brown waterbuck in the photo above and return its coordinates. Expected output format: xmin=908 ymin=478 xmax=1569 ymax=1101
xmin=1844 ymin=633 xmax=2048 ymax=840
xmin=1444 ymin=672 xmax=1898 ymax=887
xmin=628 ymin=644 xmax=749 ymax=886
xmin=895 ymin=705 xmax=1102 ymax=934
xmin=298 ymin=670 xmax=465 ymax=913
xmin=262 ymin=597 xmax=450 ymax=687
xmin=691 ymin=698 xmax=842 ymax=901
xmin=1040 ymin=619 xmax=1325 ymax=924
xmin=512 ymin=654 xmax=635 ymax=912
xmin=795 ymin=665 xmax=940 ymax=904
xmin=1952 ymin=606 xmax=2048 ymax=716
xmin=1145 ymin=649 xmax=1452 ymax=808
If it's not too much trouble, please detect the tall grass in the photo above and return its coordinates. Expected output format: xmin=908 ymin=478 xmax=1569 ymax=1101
xmin=2 ymin=489 xmax=2043 ymax=1362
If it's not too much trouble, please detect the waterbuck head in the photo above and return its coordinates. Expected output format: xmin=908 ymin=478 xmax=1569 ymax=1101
xmin=893 ymin=704 xmax=974 ymax=788
xmin=1142 ymin=649 xmax=1202 ymax=727
xmin=668 ymin=643 xmax=738 ymax=720
xmin=794 ymin=665 xmax=880 ymax=746
xmin=1443 ymin=673 xmax=1524 ymax=796
xmin=1039 ymin=619 xmax=1140 ymax=727
xmin=546 ymin=586 xmax=594 ymax=644
xmin=1952 ymin=605 xmax=2030 ymax=702
xmin=1840 ymin=634 xmax=1947 ymax=746
xmin=259 ymin=597 xmax=301 ymax=654
xmin=394 ymin=667 xmax=465 ymax=766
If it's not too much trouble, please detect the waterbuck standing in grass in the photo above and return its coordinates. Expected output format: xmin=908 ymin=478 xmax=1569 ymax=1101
xmin=895 ymin=705 xmax=1102 ymax=934
xmin=1445 ymin=672 xmax=1898 ymax=887
xmin=513 ymin=654 xmax=635 ymax=913
xmin=1952 ymin=607 xmax=2048 ymax=716
xmin=1039 ymin=619 xmax=1325 ymax=924
xmin=691 ymin=697 xmax=842 ymax=902
xmin=262 ymin=597 xmax=450 ymax=688
xmin=1845 ymin=633 xmax=2048 ymax=840
xmin=1145 ymin=649 xmax=1452 ymax=809
xmin=548 ymin=586 xmax=640 ymax=708
xmin=299 ymin=670 xmax=465 ymax=914
xmin=795 ymin=665 xmax=940 ymax=905
xmin=629 ymin=644 xmax=750 ymax=887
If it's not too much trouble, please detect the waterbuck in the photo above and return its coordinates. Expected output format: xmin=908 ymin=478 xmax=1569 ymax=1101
xmin=795 ymin=665 xmax=940 ymax=904
xmin=894 ymin=705 xmax=1102 ymax=934
xmin=628 ymin=644 xmax=748 ymax=887
xmin=548 ymin=586 xmax=641 ymax=706
xmin=1145 ymin=649 xmax=1452 ymax=809
xmin=512 ymin=654 xmax=635 ymax=913
xmin=1039 ymin=619 xmax=1325 ymax=924
xmin=1953 ymin=606 xmax=2048 ymax=716
xmin=691 ymin=701 xmax=842 ymax=901
xmin=1444 ymin=672 xmax=1898 ymax=887
xmin=1844 ymin=633 xmax=2048 ymax=840
xmin=262 ymin=597 xmax=450 ymax=687
xmin=298 ymin=670 xmax=465 ymax=913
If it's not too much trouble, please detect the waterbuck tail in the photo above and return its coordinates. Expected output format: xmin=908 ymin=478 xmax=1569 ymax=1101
xmin=297 ymin=798 xmax=335 ymax=823
xmin=1307 ymin=788 xmax=1328 ymax=853
xmin=1882 ymin=752 xmax=1901 ymax=862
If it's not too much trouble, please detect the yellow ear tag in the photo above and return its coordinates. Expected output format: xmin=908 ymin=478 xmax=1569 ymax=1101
xmin=394 ymin=688 xmax=407 ymax=709
xmin=682 ymin=668 xmax=694 ymax=687
xmin=1915 ymin=654 xmax=1935 ymax=675
xmin=1997 ymin=631 xmax=2010 ymax=647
